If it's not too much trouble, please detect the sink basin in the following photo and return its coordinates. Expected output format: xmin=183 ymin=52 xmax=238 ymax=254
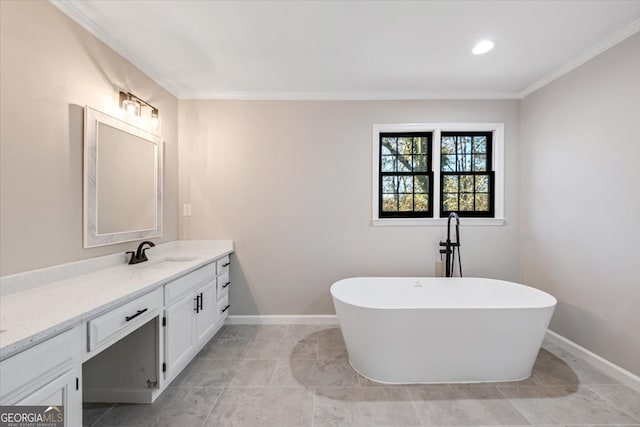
xmin=141 ymin=256 xmax=198 ymax=269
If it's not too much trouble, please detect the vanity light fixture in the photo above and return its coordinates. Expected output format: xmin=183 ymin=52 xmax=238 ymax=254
xmin=118 ymin=91 xmax=160 ymax=130
xmin=472 ymin=40 xmax=494 ymax=55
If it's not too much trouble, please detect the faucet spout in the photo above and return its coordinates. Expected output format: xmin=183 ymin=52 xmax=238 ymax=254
xmin=439 ymin=212 xmax=462 ymax=277
xmin=128 ymin=241 xmax=156 ymax=264
xmin=447 ymin=212 xmax=460 ymax=245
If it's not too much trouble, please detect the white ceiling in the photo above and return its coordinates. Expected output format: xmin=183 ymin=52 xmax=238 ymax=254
xmin=53 ymin=0 xmax=640 ymax=100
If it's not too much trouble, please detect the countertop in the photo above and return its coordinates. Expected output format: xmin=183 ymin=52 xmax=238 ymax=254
xmin=0 ymin=240 xmax=233 ymax=360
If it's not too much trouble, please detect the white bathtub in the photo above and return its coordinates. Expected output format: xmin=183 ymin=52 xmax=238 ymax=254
xmin=330 ymin=277 xmax=556 ymax=384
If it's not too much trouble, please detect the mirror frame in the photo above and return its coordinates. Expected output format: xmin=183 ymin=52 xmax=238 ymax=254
xmin=84 ymin=107 xmax=163 ymax=248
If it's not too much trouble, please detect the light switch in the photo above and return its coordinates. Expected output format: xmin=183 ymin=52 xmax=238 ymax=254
xmin=183 ymin=203 xmax=192 ymax=217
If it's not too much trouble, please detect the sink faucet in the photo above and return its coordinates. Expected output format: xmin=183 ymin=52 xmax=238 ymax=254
xmin=439 ymin=212 xmax=461 ymax=277
xmin=126 ymin=241 xmax=156 ymax=265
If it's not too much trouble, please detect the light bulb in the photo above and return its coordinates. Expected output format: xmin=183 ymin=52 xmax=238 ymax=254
xmin=122 ymin=99 xmax=139 ymax=115
xmin=150 ymin=111 xmax=159 ymax=130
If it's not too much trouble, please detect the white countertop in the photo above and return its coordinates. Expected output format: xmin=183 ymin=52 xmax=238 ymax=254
xmin=0 ymin=240 xmax=233 ymax=360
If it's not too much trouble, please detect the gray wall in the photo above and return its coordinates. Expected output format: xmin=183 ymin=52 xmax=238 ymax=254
xmin=0 ymin=1 xmax=179 ymax=275
xmin=179 ymin=100 xmax=521 ymax=315
xmin=520 ymin=33 xmax=640 ymax=375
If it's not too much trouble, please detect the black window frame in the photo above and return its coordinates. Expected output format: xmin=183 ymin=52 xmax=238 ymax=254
xmin=378 ymin=132 xmax=434 ymax=218
xmin=440 ymin=131 xmax=495 ymax=218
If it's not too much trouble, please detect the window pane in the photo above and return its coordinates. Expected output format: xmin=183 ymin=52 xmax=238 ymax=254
xmin=460 ymin=175 xmax=473 ymax=192
xmin=443 ymin=193 xmax=458 ymax=211
xmin=473 ymin=136 xmax=487 ymax=153
xmin=441 ymin=137 xmax=456 ymax=154
xmin=414 ymin=137 xmax=428 ymax=154
xmin=473 ymin=154 xmax=487 ymax=171
xmin=381 ymin=137 xmax=396 ymax=156
xmin=398 ymin=155 xmax=412 ymax=172
xmin=438 ymin=132 xmax=493 ymax=218
xmin=475 ymin=193 xmax=489 ymax=211
xmin=382 ymin=194 xmax=398 ymax=212
xmin=398 ymin=138 xmax=412 ymax=155
xmin=379 ymin=132 xmax=433 ymax=218
xmin=475 ymin=175 xmax=489 ymax=192
xmin=413 ymin=154 xmax=428 ymax=172
xmin=398 ymin=176 xmax=413 ymax=193
xmin=460 ymin=193 xmax=474 ymax=211
xmin=457 ymin=136 xmax=472 ymax=155
xmin=457 ymin=154 xmax=472 ymax=172
xmin=398 ymin=194 xmax=413 ymax=211
xmin=382 ymin=176 xmax=397 ymax=193
xmin=442 ymin=154 xmax=456 ymax=172
xmin=443 ymin=175 xmax=458 ymax=193
xmin=381 ymin=155 xmax=396 ymax=172
xmin=415 ymin=175 xmax=429 ymax=193
xmin=414 ymin=193 xmax=428 ymax=211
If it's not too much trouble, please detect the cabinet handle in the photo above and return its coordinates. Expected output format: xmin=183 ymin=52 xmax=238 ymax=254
xmin=222 ymin=262 xmax=230 ymax=267
xmin=222 ymin=281 xmax=231 ymax=288
xmin=125 ymin=308 xmax=148 ymax=322
xmin=221 ymin=304 xmax=230 ymax=313
xmin=194 ymin=295 xmax=200 ymax=313
xmin=198 ymin=292 xmax=203 ymax=311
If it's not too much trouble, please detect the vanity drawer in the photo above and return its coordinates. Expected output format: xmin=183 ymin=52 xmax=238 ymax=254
xmin=165 ymin=262 xmax=216 ymax=306
xmin=0 ymin=326 xmax=80 ymax=404
xmin=217 ymin=294 xmax=230 ymax=322
xmin=216 ymin=255 xmax=230 ymax=276
xmin=87 ymin=288 xmax=162 ymax=352
xmin=216 ymin=271 xmax=230 ymax=301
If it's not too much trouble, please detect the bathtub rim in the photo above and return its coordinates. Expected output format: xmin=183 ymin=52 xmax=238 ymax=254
xmin=330 ymin=276 xmax=557 ymax=311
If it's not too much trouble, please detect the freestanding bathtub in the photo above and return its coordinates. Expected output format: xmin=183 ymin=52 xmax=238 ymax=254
xmin=330 ymin=277 xmax=556 ymax=384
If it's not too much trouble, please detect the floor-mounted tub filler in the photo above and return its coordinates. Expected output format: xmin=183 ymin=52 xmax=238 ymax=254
xmin=331 ymin=277 xmax=556 ymax=384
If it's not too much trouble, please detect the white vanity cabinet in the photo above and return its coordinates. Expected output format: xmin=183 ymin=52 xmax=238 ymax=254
xmin=0 ymin=240 xmax=233 ymax=421
xmin=163 ymin=259 xmax=226 ymax=382
xmin=0 ymin=327 xmax=82 ymax=427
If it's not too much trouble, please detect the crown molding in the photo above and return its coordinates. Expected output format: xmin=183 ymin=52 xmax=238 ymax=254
xmin=180 ymin=91 xmax=520 ymax=101
xmin=519 ymin=18 xmax=640 ymax=99
xmin=50 ymin=0 xmax=180 ymax=96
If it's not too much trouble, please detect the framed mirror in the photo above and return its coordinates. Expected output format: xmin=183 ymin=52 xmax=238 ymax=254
xmin=84 ymin=107 xmax=163 ymax=248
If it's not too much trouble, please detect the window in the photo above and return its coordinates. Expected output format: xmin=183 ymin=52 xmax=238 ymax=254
xmin=372 ymin=123 xmax=504 ymax=225
xmin=440 ymin=132 xmax=494 ymax=217
xmin=379 ymin=132 xmax=433 ymax=218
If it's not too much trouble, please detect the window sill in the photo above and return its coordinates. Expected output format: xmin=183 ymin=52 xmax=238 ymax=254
xmin=371 ymin=217 xmax=506 ymax=227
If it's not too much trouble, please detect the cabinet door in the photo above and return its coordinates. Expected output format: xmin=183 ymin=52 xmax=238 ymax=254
xmin=195 ymin=281 xmax=217 ymax=343
xmin=164 ymin=295 xmax=196 ymax=381
xmin=18 ymin=369 xmax=81 ymax=427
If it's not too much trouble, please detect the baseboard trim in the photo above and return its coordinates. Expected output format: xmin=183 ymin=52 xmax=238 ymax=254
xmin=546 ymin=329 xmax=640 ymax=392
xmin=226 ymin=315 xmax=339 ymax=325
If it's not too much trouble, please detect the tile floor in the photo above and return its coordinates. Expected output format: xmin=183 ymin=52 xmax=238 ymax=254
xmin=84 ymin=324 xmax=640 ymax=426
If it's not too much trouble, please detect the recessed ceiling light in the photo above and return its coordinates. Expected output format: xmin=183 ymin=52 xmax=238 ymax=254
xmin=472 ymin=40 xmax=494 ymax=55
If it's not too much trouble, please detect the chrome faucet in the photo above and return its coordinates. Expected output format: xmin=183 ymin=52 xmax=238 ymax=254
xmin=126 ymin=241 xmax=156 ymax=265
xmin=439 ymin=212 xmax=462 ymax=277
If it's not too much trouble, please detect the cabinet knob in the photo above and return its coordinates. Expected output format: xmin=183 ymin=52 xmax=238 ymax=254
xmin=222 ymin=282 xmax=231 ymax=288
xmin=221 ymin=304 xmax=230 ymax=313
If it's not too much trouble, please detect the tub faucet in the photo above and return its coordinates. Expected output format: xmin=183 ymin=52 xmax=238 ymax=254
xmin=126 ymin=241 xmax=156 ymax=265
xmin=439 ymin=212 xmax=462 ymax=277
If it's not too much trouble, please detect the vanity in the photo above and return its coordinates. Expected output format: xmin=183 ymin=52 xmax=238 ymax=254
xmin=0 ymin=240 xmax=233 ymax=426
